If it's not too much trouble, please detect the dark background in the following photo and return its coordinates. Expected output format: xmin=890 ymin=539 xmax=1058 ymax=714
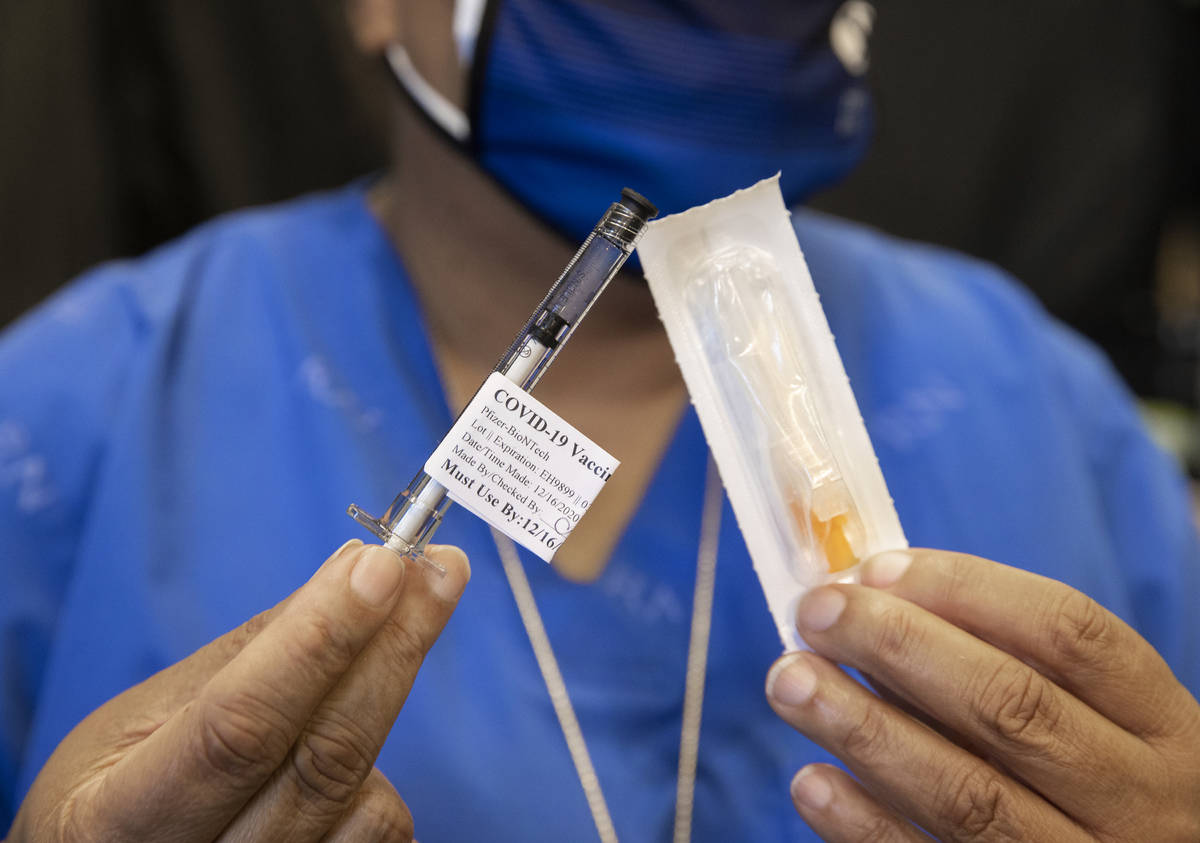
xmin=2 ymin=0 xmax=1198 ymax=402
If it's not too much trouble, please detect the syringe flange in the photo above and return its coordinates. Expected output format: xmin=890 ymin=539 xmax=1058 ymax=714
xmin=346 ymin=499 xmax=449 ymax=576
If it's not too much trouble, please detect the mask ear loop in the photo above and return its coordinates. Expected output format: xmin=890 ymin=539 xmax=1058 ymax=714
xmin=383 ymin=43 xmax=472 ymax=144
xmin=380 ymin=0 xmax=496 ymax=149
xmin=378 ymin=0 xmax=590 ymax=251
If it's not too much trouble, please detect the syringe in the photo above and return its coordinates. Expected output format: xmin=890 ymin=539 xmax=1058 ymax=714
xmin=348 ymin=189 xmax=658 ymax=574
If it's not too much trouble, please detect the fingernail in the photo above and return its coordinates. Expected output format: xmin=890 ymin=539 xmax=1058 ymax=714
xmin=796 ymin=588 xmax=846 ymax=632
xmin=791 ymin=766 xmax=833 ymax=811
xmin=334 ymin=538 xmax=364 ymax=557
xmin=767 ymin=656 xmax=817 ymax=707
xmin=862 ymin=550 xmax=912 ymax=588
xmin=350 ymin=546 xmax=406 ymax=607
xmin=425 ymin=545 xmax=470 ymax=602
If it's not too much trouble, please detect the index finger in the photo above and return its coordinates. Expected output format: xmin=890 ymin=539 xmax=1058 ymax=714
xmin=88 ymin=541 xmax=411 ymax=841
xmin=859 ymin=548 xmax=1195 ymax=739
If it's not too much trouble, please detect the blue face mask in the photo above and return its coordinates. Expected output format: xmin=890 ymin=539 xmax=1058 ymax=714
xmin=387 ymin=0 xmax=874 ymax=243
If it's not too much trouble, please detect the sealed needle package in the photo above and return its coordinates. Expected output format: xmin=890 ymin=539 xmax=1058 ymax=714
xmin=638 ymin=176 xmax=906 ymax=650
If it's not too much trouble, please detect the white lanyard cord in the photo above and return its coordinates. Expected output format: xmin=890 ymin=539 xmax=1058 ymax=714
xmin=493 ymin=528 xmax=620 ymax=843
xmin=492 ymin=455 xmax=721 ymax=843
xmin=673 ymin=456 xmax=723 ymax=843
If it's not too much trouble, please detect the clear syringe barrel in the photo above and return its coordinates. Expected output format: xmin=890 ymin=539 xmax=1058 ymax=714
xmin=495 ymin=189 xmax=656 ymax=390
xmin=347 ymin=189 xmax=657 ymax=572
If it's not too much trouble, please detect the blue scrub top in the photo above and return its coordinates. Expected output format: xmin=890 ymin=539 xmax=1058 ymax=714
xmin=2 ymin=185 xmax=1197 ymax=840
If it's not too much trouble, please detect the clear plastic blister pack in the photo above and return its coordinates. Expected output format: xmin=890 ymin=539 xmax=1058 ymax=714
xmin=639 ymin=176 xmax=906 ymax=650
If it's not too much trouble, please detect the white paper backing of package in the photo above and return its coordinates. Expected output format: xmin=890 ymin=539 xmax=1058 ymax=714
xmin=638 ymin=176 xmax=907 ymax=651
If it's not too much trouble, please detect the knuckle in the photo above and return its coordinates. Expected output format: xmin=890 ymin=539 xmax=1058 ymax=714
xmin=932 ymin=764 xmax=1017 ymax=841
xmin=1046 ymin=589 xmax=1117 ymax=667
xmin=840 ymin=698 xmax=895 ymax=765
xmin=378 ymin=617 xmax=432 ymax=677
xmin=358 ymin=790 xmax=415 ymax=842
xmin=194 ymin=692 xmax=294 ymax=781
xmin=870 ymin=604 xmax=925 ymax=666
xmin=971 ymin=661 xmax=1061 ymax=752
xmin=290 ymin=713 xmax=377 ymax=813
xmin=286 ymin=610 xmax=358 ymax=673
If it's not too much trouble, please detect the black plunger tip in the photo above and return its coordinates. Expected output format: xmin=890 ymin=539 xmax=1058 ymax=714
xmin=619 ymin=188 xmax=657 ymax=220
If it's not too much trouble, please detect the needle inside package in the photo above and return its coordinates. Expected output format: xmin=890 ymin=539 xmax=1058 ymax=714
xmin=638 ymin=176 xmax=906 ymax=651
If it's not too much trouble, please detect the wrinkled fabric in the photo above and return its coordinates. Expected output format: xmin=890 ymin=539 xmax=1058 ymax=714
xmin=1 ymin=186 xmax=1196 ymax=839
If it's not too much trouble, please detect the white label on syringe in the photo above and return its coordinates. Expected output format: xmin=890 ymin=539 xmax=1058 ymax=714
xmin=425 ymin=372 xmax=620 ymax=562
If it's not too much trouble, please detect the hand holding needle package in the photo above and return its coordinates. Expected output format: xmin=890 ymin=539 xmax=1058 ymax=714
xmin=638 ymin=177 xmax=906 ymax=651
